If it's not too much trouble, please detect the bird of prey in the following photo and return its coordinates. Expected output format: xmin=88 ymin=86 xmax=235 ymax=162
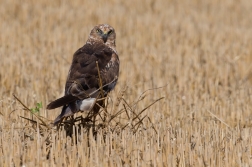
xmin=47 ymin=24 xmax=119 ymax=125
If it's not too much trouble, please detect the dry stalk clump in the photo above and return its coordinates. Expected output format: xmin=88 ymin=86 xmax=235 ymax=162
xmin=13 ymin=85 xmax=164 ymax=146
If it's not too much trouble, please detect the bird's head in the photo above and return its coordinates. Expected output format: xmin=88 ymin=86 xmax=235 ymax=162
xmin=87 ymin=24 xmax=116 ymax=49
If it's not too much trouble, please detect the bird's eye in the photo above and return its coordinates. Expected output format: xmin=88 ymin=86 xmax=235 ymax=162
xmin=107 ymin=30 xmax=113 ymax=35
xmin=96 ymin=29 xmax=102 ymax=34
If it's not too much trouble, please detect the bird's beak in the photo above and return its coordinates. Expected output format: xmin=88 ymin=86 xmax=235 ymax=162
xmin=102 ymin=33 xmax=108 ymax=43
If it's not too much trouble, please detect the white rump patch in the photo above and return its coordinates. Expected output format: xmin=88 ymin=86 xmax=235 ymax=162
xmin=79 ymin=98 xmax=96 ymax=111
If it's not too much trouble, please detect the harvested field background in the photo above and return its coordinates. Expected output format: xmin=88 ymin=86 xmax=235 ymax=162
xmin=0 ymin=0 xmax=252 ymax=166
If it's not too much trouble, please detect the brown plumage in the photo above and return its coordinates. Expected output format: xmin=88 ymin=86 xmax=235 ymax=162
xmin=47 ymin=24 xmax=119 ymax=125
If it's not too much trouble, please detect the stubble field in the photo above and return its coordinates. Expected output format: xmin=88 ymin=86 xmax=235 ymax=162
xmin=0 ymin=0 xmax=252 ymax=166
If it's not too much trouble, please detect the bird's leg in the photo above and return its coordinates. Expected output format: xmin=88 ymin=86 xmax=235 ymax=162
xmin=92 ymin=102 xmax=99 ymax=130
xmin=92 ymin=99 xmax=105 ymax=131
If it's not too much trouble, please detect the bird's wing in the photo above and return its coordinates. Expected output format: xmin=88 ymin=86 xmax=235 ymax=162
xmin=47 ymin=42 xmax=115 ymax=110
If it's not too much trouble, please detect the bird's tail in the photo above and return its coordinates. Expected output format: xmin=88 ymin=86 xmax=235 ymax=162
xmin=47 ymin=95 xmax=78 ymax=110
xmin=53 ymin=104 xmax=75 ymax=125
